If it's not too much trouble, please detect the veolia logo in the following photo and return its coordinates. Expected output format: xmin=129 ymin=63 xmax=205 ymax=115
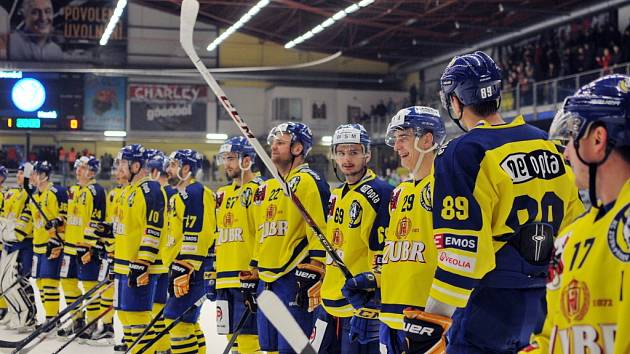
xmin=11 ymin=78 xmax=46 ymax=112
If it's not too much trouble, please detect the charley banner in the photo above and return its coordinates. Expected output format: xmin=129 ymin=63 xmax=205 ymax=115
xmin=129 ymin=83 xmax=208 ymax=132
xmin=83 ymin=74 xmax=126 ymax=131
xmin=2 ymin=0 xmax=126 ymax=64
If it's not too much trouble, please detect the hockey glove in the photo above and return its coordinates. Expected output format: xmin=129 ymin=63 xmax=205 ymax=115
xmin=46 ymin=237 xmax=64 ymax=260
xmin=239 ymin=270 xmax=259 ymax=313
xmin=341 ymin=272 xmax=379 ymax=310
xmin=93 ymin=222 xmax=113 ymax=239
xmin=44 ymin=217 xmax=64 ymax=231
xmin=128 ymin=259 xmax=151 ymax=287
xmin=76 ymin=242 xmax=103 ymax=265
xmin=294 ymin=262 xmax=325 ymax=312
xmin=402 ymin=308 xmax=452 ymax=354
xmin=169 ymin=260 xmax=194 ymax=298
xmin=349 ymin=315 xmax=380 ymax=344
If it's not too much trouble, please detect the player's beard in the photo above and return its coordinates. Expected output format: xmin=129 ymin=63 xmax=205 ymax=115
xmin=225 ymin=168 xmax=241 ymax=180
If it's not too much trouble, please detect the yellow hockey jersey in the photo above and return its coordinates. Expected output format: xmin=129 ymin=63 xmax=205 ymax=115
xmin=113 ymin=177 xmax=166 ymax=275
xmin=525 ymin=179 xmax=630 ymax=354
xmin=172 ymin=180 xmax=217 ymax=271
xmin=380 ymin=175 xmax=438 ymax=329
xmin=430 ymin=116 xmax=584 ymax=308
xmin=64 ymin=185 xmax=82 ymax=255
xmin=215 ymin=175 xmax=263 ymax=289
xmin=2 ymin=188 xmax=32 ymax=240
xmin=105 ymin=184 xmax=126 ymax=254
xmin=321 ymin=169 xmax=393 ymax=318
xmin=31 ymin=184 xmax=68 ymax=254
xmin=250 ymin=164 xmax=330 ymax=283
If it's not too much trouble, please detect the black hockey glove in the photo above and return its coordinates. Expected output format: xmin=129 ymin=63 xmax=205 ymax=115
xmin=402 ymin=308 xmax=452 ymax=354
xmin=93 ymin=222 xmax=113 ymax=239
xmin=294 ymin=262 xmax=324 ymax=312
xmin=239 ymin=270 xmax=259 ymax=313
xmin=45 ymin=217 xmax=64 ymax=231
xmin=46 ymin=237 xmax=64 ymax=260
xmin=128 ymin=260 xmax=151 ymax=287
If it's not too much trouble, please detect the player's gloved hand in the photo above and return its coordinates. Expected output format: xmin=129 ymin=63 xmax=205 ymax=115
xmin=46 ymin=237 xmax=64 ymax=260
xmin=239 ymin=269 xmax=259 ymax=313
xmin=169 ymin=260 xmax=194 ymax=298
xmin=402 ymin=308 xmax=452 ymax=354
xmin=128 ymin=259 xmax=151 ymax=287
xmin=93 ymin=222 xmax=113 ymax=239
xmin=106 ymin=255 xmax=114 ymax=281
xmin=294 ymin=262 xmax=325 ymax=312
xmin=76 ymin=242 xmax=101 ymax=265
xmin=45 ymin=217 xmax=64 ymax=231
xmin=341 ymin=272 xmax=378 ymax=310
xmin=349 ymin=316 xmax=380 ymax=344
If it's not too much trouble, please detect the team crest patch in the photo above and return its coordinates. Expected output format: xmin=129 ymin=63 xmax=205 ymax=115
xmin=348 ymin=201 xmax=363 ymax=228
xmin=216 ymin=191 xmax=225 ymax=207
xmin=332 ymin=228 xmax=344 ymax=246
xmin=389 ymin=188 xmax=402 ymax=212
xmin=254 ymin=185 xmax=266 ymax=205
xmin=420 ymin=183 xmax=432 ymax=211
xmin=241 ymin=187 xmax=253 ymax=207
xmin=288 ymin=176 xmax=301 ymax=193
xmin=266 ymin=204 xmax=277 ymax=220
xmin=560 ymin=278 xmax=590 ymax=321
xmin=223 ymin=212 xmax=234 ymax=227
xmin=327 ymin=195 xmax=337 ymax=218
xmin=607 ymin=204 xmax=630 ymax=262
xmin=396 ymin=216 xmax=411 ymax=239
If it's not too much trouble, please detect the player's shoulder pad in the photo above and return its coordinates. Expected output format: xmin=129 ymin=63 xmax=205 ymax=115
xmin=50 ymin=185 xmax=67 ymax=196
xmin=251 ymin=175 xmax=265 ymax=185
xmin=356 ymin=177 xmax=394 ymax=210
xmin=87 ymin=183 xmax=104 ymax=197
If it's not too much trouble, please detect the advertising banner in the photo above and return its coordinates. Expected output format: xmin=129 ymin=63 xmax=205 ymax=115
xmin=83 ymin=74 xmax=126 ymax=131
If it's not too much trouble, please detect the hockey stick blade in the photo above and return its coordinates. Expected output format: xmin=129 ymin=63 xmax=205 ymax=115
xmin=257 ymin=290 xmax=316 ymax=354
xmin=180 ymin=0 xmax=352 ymax=279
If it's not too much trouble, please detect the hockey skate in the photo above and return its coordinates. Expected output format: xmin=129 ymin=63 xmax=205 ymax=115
xmin=56 ymin=317 xmax=86 ymax=338
xmin=113 ymin=343 xmax=128 ymax=352
xmin=86 ymin=323 xmax=115 ymax=346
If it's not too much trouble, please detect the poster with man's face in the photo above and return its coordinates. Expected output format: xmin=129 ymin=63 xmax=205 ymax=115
xmin=5 ymin=0 xmax=126 ymax=64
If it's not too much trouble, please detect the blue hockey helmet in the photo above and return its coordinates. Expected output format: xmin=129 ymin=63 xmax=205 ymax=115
xmin=440 ymin=51 xmax=502 ymax=108
xmin=118 ymin=144 xmax=146 ymax=166
xmin=74 ymin=156 xmax=101 ymax=174
xmin=386 ymin=106 xmax=446 ymax=147
xmin=331 ymin=124 xmax=371 ymax=152
xmin=218 ymin=136 xmax=256 ymax=163
xmin=144 ymin=149 xmax=167 ymax=173
xmin=33 ymin=161 xmax=53 ymax=176
xmin=169 ymin=149 xmax=203 ymax=174
xmin=551 ymin=74 xmax=630 ymax=149
xmin=267 ymin=122 xmax=313 ymax=157
xmin=0 ymin=165 xmax=7 ymax=180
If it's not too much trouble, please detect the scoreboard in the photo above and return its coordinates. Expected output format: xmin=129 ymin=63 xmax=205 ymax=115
xmin=0 ymin=71 xmax=84 ymax=130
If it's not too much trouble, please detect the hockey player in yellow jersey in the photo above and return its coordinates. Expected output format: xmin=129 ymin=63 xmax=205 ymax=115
xmin=28 ymin=161 xmax=68 ymax=323
xmin=0 ymin=165 xmax=9 ymax=321
xmin=309 ymin=124 xmax=393 ymax=353
xmin=402 ymin=51 xmax=583 ymax=354
xmin=112 ymin=144 xmax=168 ymax=354
xmin=251 ymin=122 xmax=330 ymax=354
xmin=346 ymin=108 xmax=445 ymax=354
xmin=0 ymin=164 xmax=37 ymax=330
xmin=215 ymin=136 xmax=262 ymax=353
xmin=164 ymin=149 xmax=217 ymax=354
xmin=521 ymin=74 xmax=630 ymax=353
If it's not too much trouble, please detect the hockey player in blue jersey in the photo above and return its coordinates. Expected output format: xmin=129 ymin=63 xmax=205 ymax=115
xmin=400 ymin=51 xmax=584 ymax=353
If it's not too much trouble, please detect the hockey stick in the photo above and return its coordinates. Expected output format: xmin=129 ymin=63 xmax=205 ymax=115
xmin=257 ymin=290 xmax=316 ymax=354
xmin=15 ymin=281 xmax=114 ymax=353
xmin=180 ymin=0 xmax=351 ymax=280
xmin=50 ymin=305 xmax=114 ymax=354
xmin=136 ymin=294 xmax=208 ymax=354
xmin=123 ymin=305 xmax=166 ymax=354
xmin=222 ymin=308 xmax=252 ymax=354
xmin=0 ymin=278 xmax=112 ymax=350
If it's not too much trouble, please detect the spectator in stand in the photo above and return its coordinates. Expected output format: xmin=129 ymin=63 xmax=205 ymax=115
xmin=611 ymin=45 xmax=622 ymax=66
xmin=409 ymin=84 xmax=418 ymax=105
xmin=375 ymin=100 xmax=387 ymax=118
xmin=596 ymin=47 xmax=613 ymax=73
xmin=67 ymin=147 xmax=77 ymax=171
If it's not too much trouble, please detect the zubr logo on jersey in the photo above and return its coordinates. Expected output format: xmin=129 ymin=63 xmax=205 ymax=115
xmin=437 ymin=251 xmax=475 ymax=273
xmin=500 ymin=150 xmax=565 ymax=183
xmin=217 ymin=212 xmax=244 ymax=244
xmin=607 ymin=205 xmax=630 ymax=262
xmin=382 ymin=240 xmax=426 ymax=263
xmin=561 ymin=278 xmax=590 ymax=321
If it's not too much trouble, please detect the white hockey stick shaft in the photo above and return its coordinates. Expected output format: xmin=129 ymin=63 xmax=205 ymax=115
xmin=179 ymin=0 xmax=352 ymax=279
xmin=258 ymin=290 xmax=316 ymax=354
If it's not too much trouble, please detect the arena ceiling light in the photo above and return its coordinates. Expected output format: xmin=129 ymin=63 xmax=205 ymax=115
xmin=100 ymin=0 xmax=127 ymax=46
xmin=206 ymin=133 xmax=228 ymax=140
xmin=284 ymin=0 xmax=375 ymax=49
xmin=207 ymin=0 xmax=271 ymax=52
